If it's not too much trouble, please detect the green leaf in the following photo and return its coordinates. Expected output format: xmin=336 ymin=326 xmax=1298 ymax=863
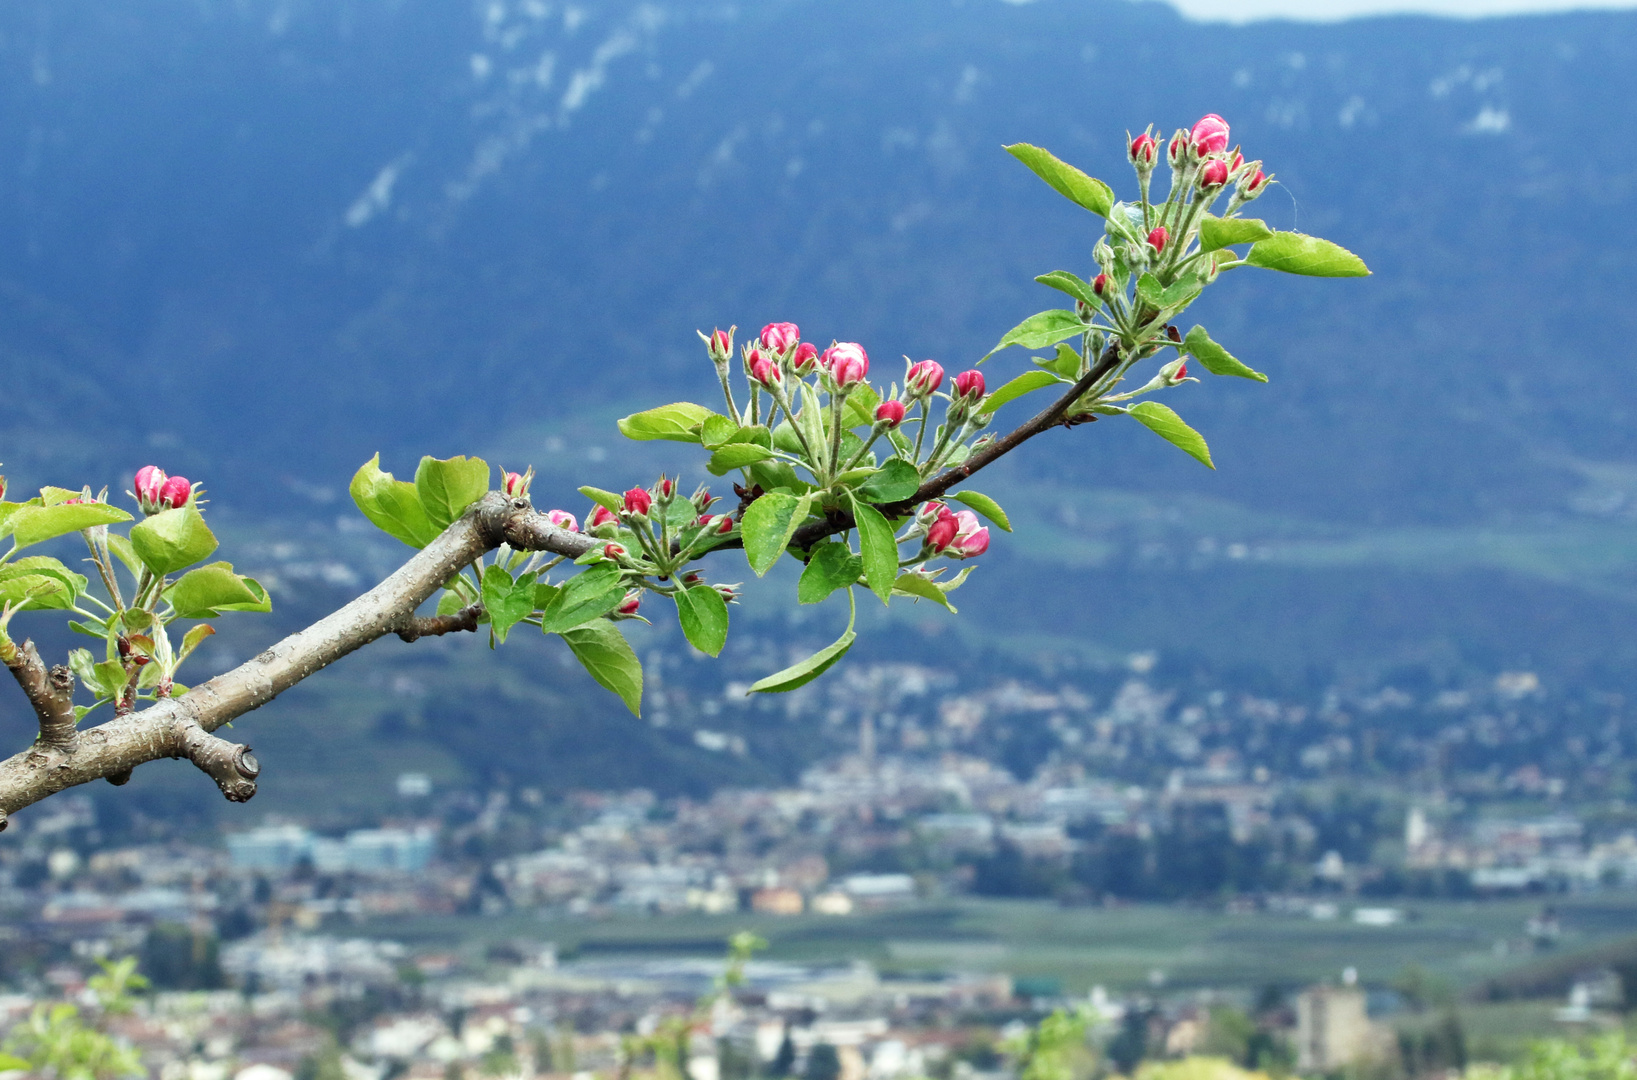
xmin=741 ymin=492 xmax=810 ymax=577
xmin=536 ymin=563 xmax=626 ymax=633
xmin=978 ymin=370 xmax=1064 ymax=415
xmin=700 ymin=414 xmax=740 ymax=449
xmin=0 ymin=1052 xmax=30 ymax=1069
xmin=748 ymin=591 xmax=856 ymax=693
xmin=1161 ymin=275 xmax=1203 ymax=309
xmin=0 ymin=556 xmax=88 ymax=593
xmin=1199 ymin=215 xmax=1273 ymax=252
xmin=799 ymin=541 xmax=863 ymax=605
xmin=481 ymin=565 xmax=538 ymax=645
xmin=350 ymin=454 xmax=437 ymax=549
xmin=561 ymin=620 xmax=643 ymax=715
xmin=950 ymin=491 xmax=1013 ymax=532
xmin=892 ymin=572 xmax=957 ymax=612
xmin=840 ymin=382 xmax=882 ymax=430
xmin=1245 ymin=231 xmax=1371 ymax=277
xmin=165 ymin=562 xmax=273 ymax=617
xmin=1136 ymin=272 xmax=1164 ymax=308
xmin=1128 ymin=401 xmax=1216 ymax=469
xmin=617 ymin=402 xmax=715 ymax=442
xmin=747 ymin=460 xmax=805 ymax=496
xmin=795 ymin=383 xmax=827 ymax=466
xmin=985 ymin=309 xmax=1083 ymax=359
xmin=436 ymin=590 xmax=468 ymax=616
xmin=93 ymin=659 xmax=128 ymax=699
xmin=177 ymin=623 xmax=216 ymax=664
xmin=106 ymin=534 xmax=143 ymax=577
xmin=1004 ymin=143 xmax=1114 ymax=217
xmin=707 ymin=444 xmax=774 ymax=475
xmin=415 ymin=455 xmax=491 ymax=531
xmin=0 ymin=502 xmax=28 ymax=540
xmin=1034 ymin=270 xmax=1101 ymax=307
xmin=856 ymin=459 xmax=919 ymax=503
xmin=674 ymin=585 xmax=730 ymax=657
xmin=578 ymin=486 xmax=624 ymax=514
xmin=1034 ymin=343 xmax=1083 ymax=380
xmin=0 ymin=573 xmax=83 ymax=610
xmin=128 ymin=505 xmax=220 ymax=574
xmin=850 ymin=495 xmax=899 ymax=605
xmin=1184 ymin=326 xmax=1268 ymax=383
xmin=7 ymin=502 xmax=131 ymax=550
xmin=725 ymin=424 xmax=773 ymax=448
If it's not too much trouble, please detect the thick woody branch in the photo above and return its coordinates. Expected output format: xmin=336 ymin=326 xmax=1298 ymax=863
xmin=0 ymin=493 xmax=589 ymax=825
xmin=3 ymin=641 xmax=79 ymax=756
xmin=396 ymin=603 xmax=484 ymax=642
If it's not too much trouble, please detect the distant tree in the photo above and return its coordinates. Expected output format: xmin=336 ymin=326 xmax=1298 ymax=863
xmin=138 ymin=922 xmax=223 ymax=990
xmin=769 ymin=1031 xmax=797 ymax=1078
xmin=803 ymin=1043 xmax=841 ymax=1080
xmin=0 ymin=114 xmax=1365 ymax=825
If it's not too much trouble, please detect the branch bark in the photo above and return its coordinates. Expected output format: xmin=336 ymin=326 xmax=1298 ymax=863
xmin=3 ymin=640 xmax=80 ymax=758
xmin=0 ymin=494 xmax=588 ymax=826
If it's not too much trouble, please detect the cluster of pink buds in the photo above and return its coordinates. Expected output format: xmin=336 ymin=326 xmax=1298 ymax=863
xmin=747 ymin=347 xmax=781 ymax=388
xmin=823 ymin=342 xmax=869 ymax=389
xmin=503 ymin=467 xmax=534 ymax=499
xmin=921 ymin=503 xmax=990 ymax=560
xmin=133 ymin=466 xmax=192 ymax=515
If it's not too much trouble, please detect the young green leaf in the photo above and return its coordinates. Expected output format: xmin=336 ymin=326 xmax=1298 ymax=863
xmin=0 ymin=573 xmax=80 ymax=610
xmin=578 ymin=486 xmax=624 ymax=514
xmin=950 ymin=491 xmax=1012 ymax=532
xmin=350 ymin=454 xmax=437 ymax=549
xmin=1128 ymin=401 xmax=1216 ymax=469
xmin=1184 ymin=326 xmax=1268 ymax=383
xmin=978 ymin=370 xmax=1065 ymax=415
xmin=1198 ymin=215 xmax=1273 ymax=252
xmin=748 ymin=592 xmax=856 ymax=694
xmin=93 ymin=659 xmax=128 ymax=698
xmin=0 ymin=556 xmax=87 ymax=594
xmin=856 ymin=459 xmax=919 ymax=503
xmin=481 ymin=565 xmax=539 ymax=645
xmin=436 ymin=590 xmax=469 ymax=616
xmin=1004 ymin=144 xmax=1114 ymax=217
xmin=1245 ymin=231 xmax=1371 ymax=277
xmin=892 ymin=572 xmax=957 ymax=612
xmin=1034 ymin=270 xmax=1101 ymax=307
xmin=165 ymin=562 xmax=273 ymax=617
xmin=840 ymin=382 xmax=882 ymax=429
xmin=560 ymin=620 xmax=643 ymax=715
xmin=415 ymin=455 xmax=491 ymax=531
xmin=1136 ymin=273 xmax=1164 ymax=308
xmin=1034 ymin=343 xmax=1083 ymax=380
xmin=617 ymin=402 xmax=716 ymax=443
xmin=707 ymin=444 xmax=774 ymax=475
xmin=799 ymin=541 xmax=863 ymax=605
xmin=849 ymin=494 xmax=899 ymax=605
xmin=674 ymin=585 xmax=730 ymax=656
xmin=741 ymin=492 xmax=811 ymax=576
xmin=7 ymin=502 xmax=131 ymax=550
xmin=129 ymin=505 xmax=220 ymax=574
xmin=106 ymin=534 xmax=144 ymax=577
xmin=700 ymin=414 xmax=740 ymax=448
xmin=536 ymin=563 xmax=626 ymax=633
xmin=795 ymin=383 xmax=827 ymax=464
xmin=177 ymin=623 xmax=216 ymax=665
xmin=985 ymin=310 xmax=1083 ymax=359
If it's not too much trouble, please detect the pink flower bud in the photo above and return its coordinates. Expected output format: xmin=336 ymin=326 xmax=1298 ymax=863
xmin=1129 ymin=133 xmax=1157 ymax=166
xmin=1190 ymin=113 xmax=1231 ymax=156
xmin=713 ymin=514 xmax=734 ymax=535
xmin=715 ymin=582 xmax=741 ymax=603
xmin=1147 ymin=226 xmax=1169 ymax=253
xmin=949 ymin=527 xmax=990 ymax=560
xmin=134 ymin=465 xmax=168 ymax=512
xmin=931 ymin=509 xmax=987 ymax=560
xmin=700 ymin=327 xmax=734 ymax=365
xmin=604 ymin=542 xmax=627 ymax=560
xmin=1168 ymin=362 xmax=1189 ymax=385
xmin=760 ymin=322 xmax=800 ymax=353
xmin=926 ymin=511 xmax=958 ymax=553
xmin=1246 ymin=169 xmax=1268 ymax=194
xmin=547 ymin=509 xmax=579 ymax=532
xmin=503 ymin=471 xmax=530 ymax=498
xmin=588 ymin=505 xmax=618 ymax=530
xmin=622 ymin=487 xmax=652 ymax=517
xmin=791 ymin=342 xmax=820 ymax=374
xmin=905 ymin=359 xmax=944 ymax=398
xmin=953 ymin=370 xmax=986 ymax=401
xmin=617 ymin=590 xmax=642 ymax=616
xmin=1168 ymin=132 xmax=1187 ymax=166
xmin=656 ymin=476 xmax=676 ymax=501
xmin=682 ymin=572 xmax=704 ymax=586
xmin=916 ymin=501 xmax=947 ymax=527
xmin=1199 ymin=160 xmax=1229 ymax=190
xmin=1092 ymin=273 xmax=1109 ymax=296
xmin=0 ymin=476 xmax=6 ymax=502
xmin=875 ymin=400 xmax=906 ymax=428
xmin=159 ymin=476 xmax=191 ymax=510
xmin=748 ymin=348 xmax=780 ymax=387
xmin=692 ymin=488 xmax=716 ymax=513
xmin=823 ymin=342 xmax=869 ymax=388
xmin=1229 ymin=151 xmax=1243 ymax=173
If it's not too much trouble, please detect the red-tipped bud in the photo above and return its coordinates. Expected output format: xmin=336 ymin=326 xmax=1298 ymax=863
xmin=1199 ymin=160 xmax=1229 ymax=190
xmin=617 ymin=590 xmax=642 ymax=616
xmin=916 ymin=501 xmax=947 ymax=528
xmin=714 ymin=582 xmax=740 ymax=603
xmin=946 ymin=510 xmax=990 ymax=559
xmin=905 ymin=359 xmax=944 ymax=399
xmin=1147 ymin=226 xmax=1169 ymax=253
xmin=701 ymin=327 xmax=735 ymax=365
xmin=1092 ymin=273 xmax=1109 ymax=296
xmin=691 ymin=488 xmax=717 ymax=513
xmin=1190 ymin=113 xmax=1230 ymax=156
xmin=823 ymin=342 xmax=869 ymax=388
xmin=953 ymin=370 xmax=986 ymax=402
xmin=1245 ymin=169 xmax=1269 ymax=196
xmin=503 ymin=471 xmax=531 ymax=498
xmin=760 ymin=322 xmax=800 ymax=353
xmin=682 ymin=572 xmax=704 ymax=586
xmin=926 ymin=510 xmax=958 ymax=553
xmin=791 ymin=342 xmax=820 ymax=374
xmin=0 ymin=476 xmax=6 ymax=502
xmin=1168 ymin=131 xmax=1187 ymax=166
xmin=1169 ymin=362 xmax=1189 ymax=385
xmin=1229 ymin=151 xmax=1243 ymax=173
xmin=134 ymin=465 xmax=168 ymax=513
xmin=1129 ymin=133 xmax=1157 ymax=167
xmin=875 ymin=400 xmax=906 ymax=428
xmin=748 ymin=348 xmax=780 ymax=387
xmin=604 ymin=542 xmax=627 ymax=560
xmin=547 ymin=509 xmax=579 ymax=532
xmin=622 ymin=487 xmax=652 ymax=517
xmin=714 ymin=514 xmax=734 ymax=535
xmin=159 ymin=476 xmax=192 ymax=510
xmin=656 ymin=476 xmax=676 ymax=501
xmin=588 ymin=505 xmax=618 ymax=531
